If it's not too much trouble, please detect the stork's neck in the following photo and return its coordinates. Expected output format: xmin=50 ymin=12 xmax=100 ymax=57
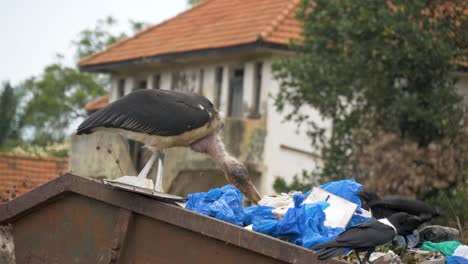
xmin=191 ymin=134 xmax=230 ymax=167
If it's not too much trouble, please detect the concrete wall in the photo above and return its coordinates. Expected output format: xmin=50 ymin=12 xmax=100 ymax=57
xmin=69 ymin=132 xmax=137 ymax=179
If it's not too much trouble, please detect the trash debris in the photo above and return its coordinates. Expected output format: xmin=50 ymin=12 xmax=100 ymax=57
xmin=186 ymin=185 xmax=244 ymax=226
xmin=418 ymin=225 xmax=461 ymax=243
xmin=369 ymin=250 xmax=403 ymax=264
xmin=446 ymin=255 xmax=468 ymax=264
xmin=453 ymin=245 xmax=468 ymax=259
xmin=303 ymin=187 xmax=357 ymax=228
xmin=404 ymin=249 xmax=445 ymax=264
xmin=258 ymin=191 xmax=297 ymax=207
xmin=253 ymin=196 xmax=344 ymax=248
xmin=185 ymin=178 xmax=461 ymax=264
xmin=420 ymin=241 xmax=463 ymax=256
xmin=243 ymin=205 xmax=275 ymax=226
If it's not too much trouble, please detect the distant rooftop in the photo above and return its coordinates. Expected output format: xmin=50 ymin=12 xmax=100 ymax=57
xmin=79 ymin=0 xmax=301 ymax=70
xmin=0 ymin=153 xmax=68 ymax=202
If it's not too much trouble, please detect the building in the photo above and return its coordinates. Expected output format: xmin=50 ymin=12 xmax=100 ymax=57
xmin=74 ymin=0 xmax=468 ymax=196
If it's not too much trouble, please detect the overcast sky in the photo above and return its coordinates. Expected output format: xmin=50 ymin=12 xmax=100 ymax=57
xmin=0 ymin=0 xmax=188 ymax=85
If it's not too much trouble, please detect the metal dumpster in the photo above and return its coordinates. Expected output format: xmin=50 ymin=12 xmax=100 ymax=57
xmin=0 ymin=174 xmax=345 ymax=264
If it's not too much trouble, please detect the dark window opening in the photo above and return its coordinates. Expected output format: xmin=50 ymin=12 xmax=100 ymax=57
xmin=136 ymin=80 xmax=147 ymax=90
xmin=117 ymin=79 xmax=125 ymax=98
xmin=215 ymin=67 xmax=223 ymax=108
xmin=198 ymin=69 xmax=204 ymax=95
xmin=250 ymin=62 xmax=263 ymax=118
xmin=228 ymin=67 xmax=244 ymax=118
xmin=152 ymin=74 xmax=161 ymax=89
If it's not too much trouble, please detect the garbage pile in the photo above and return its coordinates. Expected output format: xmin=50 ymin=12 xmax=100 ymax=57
xmin=185 ymin=179 xmax=468 ymax=263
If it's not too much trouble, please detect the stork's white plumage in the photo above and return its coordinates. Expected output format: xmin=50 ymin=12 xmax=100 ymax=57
xmin=77 ymin=89 xmax=261 ymax=203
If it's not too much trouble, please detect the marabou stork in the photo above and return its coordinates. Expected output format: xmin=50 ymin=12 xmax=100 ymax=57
xmin=77 ymin=89 xmax=261 ymax=203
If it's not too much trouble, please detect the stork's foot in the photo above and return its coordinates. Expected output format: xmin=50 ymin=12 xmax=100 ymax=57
xmin=154 ymin=181 xmax=164 ymax=193
xmin=106 ymin=176 xmax=154 ymax=190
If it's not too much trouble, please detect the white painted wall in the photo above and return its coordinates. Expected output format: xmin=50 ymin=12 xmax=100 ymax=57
xmin=260 ymin=58 xmax=325 ymax=195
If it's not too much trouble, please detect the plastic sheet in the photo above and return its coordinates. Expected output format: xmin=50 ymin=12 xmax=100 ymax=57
xmin=253 ymin=196 xmax=344 ymax=248
xmin=419 ymin=225 xmax=461 ymax=243
xmin=317 ymin=178 xmax=363 ymax=207
xmin=186 ymin=185 xmax=244 ymax=226
xmin=243 ymin=206 xmax=275 ymax=226
xmin=447 ymin=256 xmax=468 ymax=264
xmin=420 ymin=241 xmax=462 ymax=256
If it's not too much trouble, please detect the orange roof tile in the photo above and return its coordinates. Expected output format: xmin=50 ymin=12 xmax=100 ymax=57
xmin=84 ymin=94 xmax=110 ymax=112
xmin=79 ymin=0 xmax=302 ymax=68
xmin=0 ymin=153 xmax=69 ymax=202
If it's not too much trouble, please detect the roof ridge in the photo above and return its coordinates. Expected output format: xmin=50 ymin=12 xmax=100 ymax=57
xmin=0 ymin=152 xmax=68 ymax=162
xmin=258 ymin=0 xmax=300 ymax=41
xmin=79 ymin=0 xmax=215 ymax=66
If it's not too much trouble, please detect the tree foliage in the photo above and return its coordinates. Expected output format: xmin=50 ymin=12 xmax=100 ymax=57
xmin=273 ymin=0 xmax=467 ymax=185
xmin=0 ymin=82 xmax=22 ymax=148
xmin=74 ymin=16 xmax=148 ymax=60
xmin=1 ymin=17 xmax=148 ymax=151
xmin=20 ymin=63 xmax=105 ymax=146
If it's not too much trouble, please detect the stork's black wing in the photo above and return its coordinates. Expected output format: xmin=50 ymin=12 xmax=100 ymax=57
xmin=313 ymin=221 xmax=395 ymax=249
xmin=77 ymin=89 xmax=217 ymax=136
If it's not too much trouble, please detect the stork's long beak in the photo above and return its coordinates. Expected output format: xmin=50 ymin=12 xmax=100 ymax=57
xmin=223 ymin=160 xmax=261 ymax=204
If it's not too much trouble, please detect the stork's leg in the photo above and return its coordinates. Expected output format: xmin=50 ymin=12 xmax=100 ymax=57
xmin=137 ymin=151 xmax=158 ymax=179
xmin=154 ymin=150 xmax=165 ymax=192
xmin=105 ymin=151 xmax=157 ymax=189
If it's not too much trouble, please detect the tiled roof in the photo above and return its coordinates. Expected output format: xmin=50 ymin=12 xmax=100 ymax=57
xmin=0 ymin=153 xmax=68 ymax=202
xmin=79 ymin=0 xmax=302 ymax=67
xmin=84 ymin=95 xmax=110 ymax=112
xmin=79 ymin=0 xmax=466 ymax=69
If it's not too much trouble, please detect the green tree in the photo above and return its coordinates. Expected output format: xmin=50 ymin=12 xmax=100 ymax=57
xmin=74 ymin=16 xmax=148 ymax=60
xmin=19 ymin=63 xmax=106 ymax=146
xmin=273 ymin=0 xmax=467 ymax=187
xmin=0 ymin=82 xmax=22 ymax=148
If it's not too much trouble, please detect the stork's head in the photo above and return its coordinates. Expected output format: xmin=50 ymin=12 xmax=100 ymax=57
xmin=191 ymin=134 xmax=262 ymax=204
xmin=222 ymin=157 xmax=261 ymax=204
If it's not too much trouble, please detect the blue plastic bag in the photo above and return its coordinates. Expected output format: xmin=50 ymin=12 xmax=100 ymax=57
xmin=301 ymin=202 xmax=344 ymax=247
xmin=319 ymin=179 xmax=363 ymax=207
xmin=253 ymin=198 xmax=343 ymax=248
xmin=186 ymin=187 xmax=222 ymax=216
xmin=243 ymin=206 xmax=275 ymax=226
xmin=447 ymin=256 xmax=468 ymax=264
xmin=347 ymin=213 xmax=372 ymax=229
xmin=186 ymin=185 xmax=245 ymax=226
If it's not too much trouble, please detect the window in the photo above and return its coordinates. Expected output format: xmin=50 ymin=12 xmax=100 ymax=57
xmin=117 ymin=79 xmax=125 ymax=98
xmin=136 ymin=80 xmax=147 ymax=90
xmin=152 ymin=74 xmax=161 ymax=89
xmin=250 ymin=62 xmax=263 ymax=118
xmin=228 ymin=67 xmax=244 ymax=118
xmin=198 ymin=68 xmax=204 ymax=95
xmin=214 ymin=67 xmax=223 ymax=108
